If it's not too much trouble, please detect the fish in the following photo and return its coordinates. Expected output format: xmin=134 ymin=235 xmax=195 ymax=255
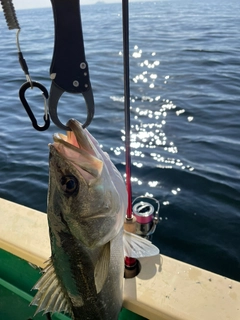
xmin=31 ymin=119 xmax=159 ymax=320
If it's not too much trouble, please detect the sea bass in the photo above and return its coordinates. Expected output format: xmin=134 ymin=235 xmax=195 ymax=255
xmin=31 ymin=119 xmax=159 ymax=320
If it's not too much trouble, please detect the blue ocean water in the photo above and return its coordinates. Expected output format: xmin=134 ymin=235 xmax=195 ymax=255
xmin=0 ymin=0 xmax=239 ymax=282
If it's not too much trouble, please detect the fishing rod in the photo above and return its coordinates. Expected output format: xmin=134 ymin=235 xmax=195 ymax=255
xmin=122 ymin=0 xmax=159 ymax=228
xmin=122 ymin=0 xmax=160 ymax=278
xmin=122 ymin=0 xmax=138 ymax=278
xmin=122 ymin=0 xmax=133 ymax=221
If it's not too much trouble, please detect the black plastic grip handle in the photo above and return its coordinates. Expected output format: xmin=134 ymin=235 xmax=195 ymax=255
xmin=50 ymin=0 xmax=91 ymax=94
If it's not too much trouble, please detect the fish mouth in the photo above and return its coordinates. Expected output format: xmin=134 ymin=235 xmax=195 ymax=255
xmin=51 ymin=119 xmax=103 ymax=179
xmin=53 ymin=119 xmax=94 ymax=154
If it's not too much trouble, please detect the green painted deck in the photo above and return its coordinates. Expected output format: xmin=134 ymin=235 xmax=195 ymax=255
xmin=0 ymin=248 xmax=146 ymax=320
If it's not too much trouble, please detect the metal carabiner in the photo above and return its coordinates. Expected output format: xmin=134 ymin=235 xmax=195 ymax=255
xmin=19 ymin=81 xmax=50 ymax=131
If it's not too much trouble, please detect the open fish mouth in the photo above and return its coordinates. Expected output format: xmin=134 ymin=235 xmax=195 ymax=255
xmin=53 ymin=119 xmax=96 ymax=156
xmin=51 ymin=119 xmax=103 ymax=179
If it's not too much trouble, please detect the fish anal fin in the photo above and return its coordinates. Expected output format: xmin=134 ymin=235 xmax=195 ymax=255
xmin=94 ymin=242 xmax=110 ymax=294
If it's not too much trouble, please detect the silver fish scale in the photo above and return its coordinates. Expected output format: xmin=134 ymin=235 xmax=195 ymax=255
xmin=66 ymin=232 xmax=124 ymax=320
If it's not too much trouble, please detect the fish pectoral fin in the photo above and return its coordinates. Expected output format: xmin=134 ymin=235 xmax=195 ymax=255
xmin=94 ymin=242 xmax=110 ymax=294
xmin=123 ymin=230 xmax=160 ymax=258
xmin=30 ymin=258 xmax=72 ymax=317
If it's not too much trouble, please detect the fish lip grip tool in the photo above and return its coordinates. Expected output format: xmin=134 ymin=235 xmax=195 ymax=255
xmin=49 ymin=0 xmax=95 ymax=131
xmin=1 ymin=0 xmax=94 ymax=131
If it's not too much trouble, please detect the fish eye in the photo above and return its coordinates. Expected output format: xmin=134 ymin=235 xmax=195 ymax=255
xmin=60 ymin=175 xmax=78 ymax=195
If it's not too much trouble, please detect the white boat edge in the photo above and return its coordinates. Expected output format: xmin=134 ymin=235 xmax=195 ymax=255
xmin=0 ymin=197 xmax=239 ymax=320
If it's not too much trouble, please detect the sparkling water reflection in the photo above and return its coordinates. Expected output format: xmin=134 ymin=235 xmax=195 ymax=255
xmin=111 ymin=47 xmax=195 ymax=203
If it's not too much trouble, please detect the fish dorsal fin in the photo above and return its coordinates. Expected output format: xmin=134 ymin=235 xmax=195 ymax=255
xmin=30 ymin=258 xmax=75 ymax=316
xmin=94 ymin=242 xmax=110 ymax=294
xmin=123 ymin=230 xmax=159 ymax=258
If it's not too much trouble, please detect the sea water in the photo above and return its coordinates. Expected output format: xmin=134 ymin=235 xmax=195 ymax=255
xmin=0 ymin=0 xmax=239 ymax=281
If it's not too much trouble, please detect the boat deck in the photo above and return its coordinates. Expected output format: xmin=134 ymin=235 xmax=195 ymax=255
xmin=0 ymin=198 xmax=239 ymax=320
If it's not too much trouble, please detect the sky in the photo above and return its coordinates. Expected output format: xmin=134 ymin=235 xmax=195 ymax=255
xmin=9 ymin=0 xmax=121 ymax=10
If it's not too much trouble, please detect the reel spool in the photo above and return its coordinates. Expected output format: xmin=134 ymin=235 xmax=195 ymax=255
xmin=132 ymin=196 xmax=160 ymax=240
